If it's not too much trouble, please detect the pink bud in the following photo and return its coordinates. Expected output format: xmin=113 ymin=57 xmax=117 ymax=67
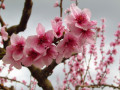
xmin=1 ymin=3 xmax=5 ymax=9
xmin=54 ymin=1 xmax=59 ymax=7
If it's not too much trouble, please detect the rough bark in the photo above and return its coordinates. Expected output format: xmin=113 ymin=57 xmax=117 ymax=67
xmin=28 ymin=65 xmax=54 ymax=90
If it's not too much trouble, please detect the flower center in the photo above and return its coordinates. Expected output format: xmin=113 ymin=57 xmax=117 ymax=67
xmin=28 ymin=49 xmax=39 ymax=59
xmin=38 ymin=36 xmax=48 ymax=45
xmin=76 ymin=15 xmax=86 ymax=24
xmin=16 ymin=44 xmax=24 ymax=52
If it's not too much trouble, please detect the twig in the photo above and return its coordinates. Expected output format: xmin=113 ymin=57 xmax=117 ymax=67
xmin=59 ymin=0 xmax=63 ymax=17
xmin=75 ymin=84 xmax=120 ymax=90
xmin=0 ymin=16 xmax=6 ymax=26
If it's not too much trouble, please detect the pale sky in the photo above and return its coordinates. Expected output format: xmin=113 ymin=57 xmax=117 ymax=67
xmin=1 ymin=0 xmax=120 ymax=90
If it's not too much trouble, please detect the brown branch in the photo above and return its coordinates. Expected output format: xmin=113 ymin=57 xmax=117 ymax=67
xmin=0 ymin=76 xmax=29 ymax=88
xmin=0 ymin=84 xmax=14 ymax=90
xmin=0 ymin=84 xmax=9 ymax=90
xmin=7 ymin=0 xmax=33 ymax=36
xmin=53 ymin=35 xmax=64 ymax=45
xmin=28 ymin=55 xmax=76 ymax=89
xmin=75 ymin=84 xmax=120 ymax=90
xmin=0 ymin=48 xmax=5 ymax=59
xmin=0 ymin=16 xmax=6 ymax=26
xmin=59 ymin=0 xmax=63 ymax=17
xmin=76 ymin=0 xmax=78 ymax=6
xmin=42 ymin=60 xmax=57 ymax=78
xmin=28 ymin=65 xmax=54 ymax=90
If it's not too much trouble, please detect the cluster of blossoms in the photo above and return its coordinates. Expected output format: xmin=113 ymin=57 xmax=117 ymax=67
xmin=58 ymin=18 xmax=120 ymax=89
xmin=2 ymin=4 xmax=97 ymax=69
xmin=0 ymin=0 xmax=120 ymax=90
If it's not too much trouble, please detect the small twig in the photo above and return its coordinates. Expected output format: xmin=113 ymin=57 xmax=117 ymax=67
xmin=75 ymin=84 xmax=120 ymax=89
xmin=59 ymin=0 xmax=63 ymax=17
xmin=76 ymin=0 xmax=78 ymax=6
xmin=7 ymin=0 xmax=33 ymax=36
xmin=0 ymin=76 xmax=29 ymax=88
xmin=0 ymin=15 xmax=6 ymax=26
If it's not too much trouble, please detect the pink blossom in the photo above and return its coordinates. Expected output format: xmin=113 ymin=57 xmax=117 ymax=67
xmin=2 ymin=34 xmax=25 ymax=69
xmin=77 ymin=54 xmax=83 ymax=61
xmin=12 ymin=77 xmax=16 ymax=81
xmin=10 ymin=34 xmax=25 ymax=61
xmin=101 ymin=18 xmax=105 ymax=23
xmin=78 ymin=29 xmax=95 ymax=46
xmin=68 ymin=24 xmax=95 ymax=47
xmin=64 ymin=8 xmax=70 ymax=14
xmin=118 ymin=23 xmax=120 ymax=28
xmin=63 ymin=80 xmax=67 ymax=84
xmin=56 ymin=33 xmax=80 ymax=63
xmin=110 ymin=42 xmax=116 ymax=47
xmin=22 ymin=47 xmax=41 ymax=67
xmin=95 ymin=27 xmax=101 ymax=32
xmin=106 ymin=50 xmax=111 ymax=55
xmin=106 ymin=68 xmax=110 ymax=74
xmin=54 ymin=1 xmax=59 ymax=7
xmin=51 ymin=18 xmax=64 ymax=38
xmin=0 ymin=66 xmax=3 ymax=72
xmin=8 ymin=66 xmax=13 ymax=73
xmin=115 ymin=30 xmax=120 ymax=38
xmin=1 ymin=26 xmax=8 ymax=41
xmin=22 ymin=80 xmax=27 ymax=85
xmin=112 ymin=49 xmax=117 ymax=55
xmin=1 ymin=3 xmax=5 ymax=9
xmin=81 ymin=88 xmax=90 ymax=90
xmin=54 ymin=17 xmax=62 ymax=23
xmin=65 ymin=4 xmax=96 ymax=30
xmin=107 ymin=55 xmax=114 ymax=64
xmin=26 ymin=23 xmax=54 ymax=54
xmin=74 ymin=61 xmax=80 ymax=70
xmin=33 ymin=45 xmax=58 ymax=67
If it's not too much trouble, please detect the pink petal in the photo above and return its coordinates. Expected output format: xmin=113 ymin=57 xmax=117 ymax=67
xmin=46 ymin=30 xmax=54 ymax=43
xmin=1 ymin=26 xmax=8 ymax=41
xmin=35 ymin=45 xmax=46 ymax=54
xmin=56 ymin=53 xmax=63 ymax=64
xmin=70 ymin=3 xmax=81 ymax=19
xmin=2 ymin=55 xmax=12 ymax=64
xmin=12 ymin=50 xmax=23 ymax=61
xmin=22 ymin=57 xmax=33 ymax=67
xmin=36 ymin=23 xmax=45 ymax=36
xmin=26 ymin=35 xmax=38 ymax=47
xmin=33 ymin=59 xmax=45 ymax=68
xmin=51 ymin=20 xmax=57 ymax=32
xmin=83 ymin=8 xmax=91 ymax=18
xmin=75 ymin=23 xmax=85 ymax=30
xmin=44 ymin=58 xmax=53 ymax=67
xmin=10 ymin=34 xmax=20 ymax=46
xmin=67 ymin=23 xmax=82 ymax=36
xmin=13 ymin=62 xmax=22 ymax=69
xmin=65 ymin=15 xmax=75 ymax=25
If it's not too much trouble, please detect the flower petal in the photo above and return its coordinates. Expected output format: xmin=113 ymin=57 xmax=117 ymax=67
xmin=12 ymin=50 xmax=23 ymax=61
xmin=36 ymin=23 xmax=45 ymax=36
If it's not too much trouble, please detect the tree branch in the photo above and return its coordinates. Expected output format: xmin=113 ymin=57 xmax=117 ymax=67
xmin=3 ymin=0 xmax=33 ymax=48
xmin=0 ymin=48 xmax=5 ymax=59
xmin=0 ymin=76 xmax=29 ymax=88
xmin=7 ymin=0 xmax=33 ymax=36
xmin=0 ymin=84 xmax=15 ymax=90
xmin=75 ymin=84 xmax=120 ymax=90
xmin=28 ymin=65 xmax=54 ymax=90
xmin=59 ymin=0 xmax=63 ymax=17
xmin=0 ymin=16 xmax=6 ymax=26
